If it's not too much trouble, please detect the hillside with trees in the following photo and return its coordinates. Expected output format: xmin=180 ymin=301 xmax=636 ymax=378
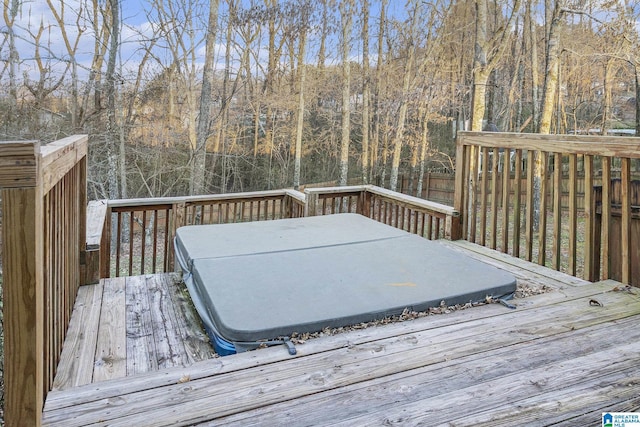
xmin=1 ymin=0 xmax=639 ymax=200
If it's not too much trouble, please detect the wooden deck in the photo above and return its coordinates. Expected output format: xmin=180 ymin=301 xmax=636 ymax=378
xmin=42 ymin=241 xmax=640 ymax=426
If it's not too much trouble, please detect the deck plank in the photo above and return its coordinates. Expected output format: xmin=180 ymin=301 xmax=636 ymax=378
xmin=42 ymin=285 xmax=640 ymax=426
xmin=147 ymin=274 xmax=187 ymax=369
xmin=52 ymin=282 xmax=103 ymax=390
xmin=163 ymin=273 xmax=215 ymax=364
xmin=213 ymin=314 xmax=640 ymax=426
xmin=93 ymin=276 xmax=127 ymax=382
xmin=441 ymin=239 xmax=590 ymax=287
xmin=328 ymin=341 xmax=640 ymax=427
xmin=42 ymin=279 xmax=621 ymax=413
xmin=125 ymin=275 xmax=157 ymax=375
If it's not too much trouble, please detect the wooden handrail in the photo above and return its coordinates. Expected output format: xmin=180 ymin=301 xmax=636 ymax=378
xmin=0 ymin=135 xmax=88 ymax=427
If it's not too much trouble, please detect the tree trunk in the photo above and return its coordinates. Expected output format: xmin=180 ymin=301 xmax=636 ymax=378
xmin=470 ymin=0 xmax=489 ymax=131
xmin=416 ymin=105 xmax=429 ymax=198
xmin=339 ymin=0 xmax=353 ymax=186
xmin=534 ymin=0 xmax=562 ymax=230
xmin=371 ymin=0 xmax=386 ymax=183
xmin=105 ymin=0 xmax=120 ymax=200
xmin=389 ymin=0 xmax=420 ymax=192
xmin=636 ymin=66 xmax=640 ymax=137
xmin=192 ymin=0 xmax=219 ymax=195
xmin=539 ymin=1 xmax=561 ymax=134
xmin=529 ymin=0 xmax=540 ymax=132
xmin=601 ymin=60 xmax=614 ymax=135
xmin=293 ymin=31 xmax=307 ymax=190
xmin=5 ymin=0 xmax=20 ymax=110
xmin=361 ymin=0 xmax=371 ymax=184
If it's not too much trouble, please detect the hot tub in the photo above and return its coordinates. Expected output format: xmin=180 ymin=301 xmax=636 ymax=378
xmin=174 ymin=213 xmax=516 ymax=355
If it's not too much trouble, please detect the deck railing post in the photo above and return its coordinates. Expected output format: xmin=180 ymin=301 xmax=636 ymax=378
xmin=360 ymin=187 xmax=372 ymax=217
xmin=170 ymin=201 xmax=186 ymax=271
xmin=305 ymin=190 xmax=318 ymax=216
xmin=0 ymin=141 xmax=44 ymax=427
xmin=85 ymin=200 xmax=108 ymax=284
xmin=452 ymin=136 xmax=467 ymax=241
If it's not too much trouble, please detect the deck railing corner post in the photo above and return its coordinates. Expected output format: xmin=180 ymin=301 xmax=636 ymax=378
xmin=304 ymin=190 xmax=318 ymax=217
xmin=450 ymin=213 xmax=462 ymax=241
xmin=0 ymin=140 xmax=44 ymax=427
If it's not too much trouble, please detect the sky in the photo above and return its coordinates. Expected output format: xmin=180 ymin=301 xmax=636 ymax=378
xmin=2 ymin=0 xmax=412 ymax=85
xmin=2 ymin=1 xmax=639 ymax=88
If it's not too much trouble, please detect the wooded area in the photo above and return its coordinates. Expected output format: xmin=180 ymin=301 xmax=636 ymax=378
xmin=2 ymin=0 xmax=640 ymax=201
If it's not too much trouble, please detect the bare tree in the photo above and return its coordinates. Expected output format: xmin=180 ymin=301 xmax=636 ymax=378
xmin=3 ymin=0 xmax=20 ymax=111
xmin=371 ymin=0 xmax=387 ymax=182
xmin=389 ymin=0 xmax=419 ymax=192
xmin=192 ymin=0 xmax=220 ymax=195
xmin=105 ymin=0 xmax=120 ymax=199
xmin=470 ymin=0 xmax=521 ymax=131
xmin=361 ymin=0 xmax=371 ymax=184
xmin=539 ymin=0 xmax=562 ymax=134
xmin=293 ymin=2 xmax=309 ymax=190
xmin=46 ymin=0 xmax=85 ymax=129
xmin=338 ymin=0 xmax=353 ymax=186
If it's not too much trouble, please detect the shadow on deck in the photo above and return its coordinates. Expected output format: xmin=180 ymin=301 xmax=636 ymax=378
xmin=42 ymin=242 xmax=640 ymax=426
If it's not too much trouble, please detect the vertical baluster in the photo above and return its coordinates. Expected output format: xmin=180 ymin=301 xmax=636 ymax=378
xmin=568 ymin=154 xmax=577 ymax=276
xmin=538 ymin=152 xmax=549 ymax=266
xmin=512 ymin=149 xmax=522 ymax=258
xmin=552 ymin=153 xmax=562 ymax=271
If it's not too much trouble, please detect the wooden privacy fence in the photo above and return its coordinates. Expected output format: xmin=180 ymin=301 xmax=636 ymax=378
xmin=454 ymin=131 xmax=640 ymax=285
xmin=0 ymin=136 xmax=88 ymax=427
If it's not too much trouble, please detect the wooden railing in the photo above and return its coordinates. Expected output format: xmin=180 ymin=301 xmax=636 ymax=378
xmin=0 ymin=135 xmax=88 ymax=426
xmin=95 ymin=189 xmax=306 ymax=278
xmin=90 ymin=185 xmax=459 ymax=279
xmin=3 ymin=131 xmax=637 ymax=426
xmin=305 ymin=185 xmax=460 ymax=240
xmin=454 ymin=131 xmax=640 ymax=284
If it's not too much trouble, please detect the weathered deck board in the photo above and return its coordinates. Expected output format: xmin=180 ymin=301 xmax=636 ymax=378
xmin=52 ymin=282 xmax=102 ymax=390
xmin=42 ymin=279 xmax=640 ymax=426
xmin=215 ymin=314 xmax=640 ymax=426
xmin=125 ymin=275 xmax=157 ymax=375
xmin=146 ymin=273 xmax=191 ymax=369
xmin=92 ymin=275 xmax=127 ymax=382
xmin=441 ymin=239 xmax=590 ymax=287
xmin=43 ymin=243 xmax=640 ymax=426
xmin=44 ymin=275 xmax=614 ymax=411
xmin=164 ymin=274 xmax=214 ymax=365
xmin=53 ymin=273 xmax=214 ymax=391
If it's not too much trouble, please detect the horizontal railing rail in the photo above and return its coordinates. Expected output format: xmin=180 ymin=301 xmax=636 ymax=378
xmin=454 ymin=131 xmax=640 ymax=284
